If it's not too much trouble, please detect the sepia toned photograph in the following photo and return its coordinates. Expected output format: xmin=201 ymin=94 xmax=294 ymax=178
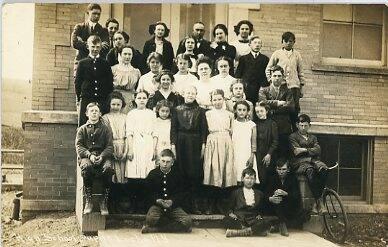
xmin=1 ymin=2 xmax=388 ymax=247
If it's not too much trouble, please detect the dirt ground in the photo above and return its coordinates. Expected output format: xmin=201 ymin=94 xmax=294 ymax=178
xmin=1 ymin=190 xmax=388 ymax=247
xmin=1 ymin=191 xmax=98 ymax=247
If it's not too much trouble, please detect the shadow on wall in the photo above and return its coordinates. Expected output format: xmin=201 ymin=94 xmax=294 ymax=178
xmin=1 ymin=78 xmax=32 ymax=128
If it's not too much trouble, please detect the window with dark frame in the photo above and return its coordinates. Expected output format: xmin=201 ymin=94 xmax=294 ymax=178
xmin=322 ymin=5 xmax=384 ymax=62
xmin=316 ymin=135 xmax=369 ymax=200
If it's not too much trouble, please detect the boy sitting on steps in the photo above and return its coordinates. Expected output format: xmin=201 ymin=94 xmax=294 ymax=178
xmin=223 ymin=167 xmax=272 ymax=237
xmin=75 ymin=102 xmax=114 ymax=215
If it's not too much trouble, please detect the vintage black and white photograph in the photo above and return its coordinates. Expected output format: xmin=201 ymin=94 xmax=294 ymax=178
xmin=1 ymin=2 xmax=388 ymax=247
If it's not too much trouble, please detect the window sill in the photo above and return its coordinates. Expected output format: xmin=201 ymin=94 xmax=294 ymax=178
xmin=311 ymin=63 xmax=388 ymax=76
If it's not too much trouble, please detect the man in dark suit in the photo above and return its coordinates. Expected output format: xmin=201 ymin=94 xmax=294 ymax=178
xmin=105 ymin=18 xmax=119 ymax=49
xmin=258 ymin=65 xmax=295 ymax=158
xmin=71 ymin=3 xmax=110 ymax=76
xmin=235 ymin=36 xmax=269 ymax=105
xmin=176 ymin=22 xmax=212 ymax=58
xmin=74 ymin=35 xmax=113 ymax=127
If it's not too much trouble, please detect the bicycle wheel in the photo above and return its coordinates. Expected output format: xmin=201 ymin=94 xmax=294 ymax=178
xmin=322 ymin=188 xmax=349 ymax=244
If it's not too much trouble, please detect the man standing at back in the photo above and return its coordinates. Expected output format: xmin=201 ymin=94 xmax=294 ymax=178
xmin=71 ymin=4 xmax=110 ymax=76
xmin=177 ymin=22 xmax=212 ymax=58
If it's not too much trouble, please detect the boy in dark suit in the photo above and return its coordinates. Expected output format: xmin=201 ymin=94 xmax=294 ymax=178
xmin=258 ymin=65 xmax=295 ymax=159
xmin=235 ymin=36 xmax=269 ymax=105
xmin=71 ymin=4 xmax=110 ymax=76
xmin=75 ymin=35 xmax=113 ymax=126
xmin=223 ymin=168 xmax=270 ymax=237
xmin=289 ymin=114 xmax=328 ymax=213
xmin=142 ymin=149 xmax=192 ymax=233
xmin=264 ymin=158 xmax=301 ymax=236
xmin=75 ymin=102 xmax=114 ymax=215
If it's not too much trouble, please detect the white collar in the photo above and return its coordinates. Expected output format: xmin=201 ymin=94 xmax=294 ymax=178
xmin=88 ymin=21 xmax=97 ymax=28
xmin=89 ymin=54 xmax=100 ymax=59
xmin=160 ymin=90 xmax=172 ymax=99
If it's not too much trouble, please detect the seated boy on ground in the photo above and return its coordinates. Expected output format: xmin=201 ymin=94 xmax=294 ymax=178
xmin=223 ymin=167 xmax=271 ymax=237
xmin=75 ymin=102 xmax=114 ymax=215
xmin=289 ymin=114 xmax=328 ymax=213
xmin=142 ymin=149 xmax=192 ymax=233
xmin=264 ymin=158 xmax=301 ymax=237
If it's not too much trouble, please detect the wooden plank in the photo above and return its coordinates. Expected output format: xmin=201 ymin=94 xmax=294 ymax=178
xmin=1 ymin=149 xmax=24 ymax=154
xmin=2 ymin=164 xmax=23 ymax=169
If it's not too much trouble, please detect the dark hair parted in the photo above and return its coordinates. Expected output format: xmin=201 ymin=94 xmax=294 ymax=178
xmin=256 ymin=101 xmax=270 ymax=114
xmin=270 ymin=65 xmax=285 ymax=76
xmin=114 ymin=30 xmax=130 ymax=43
xmin=105 ymin=18 xmax=119 ymax=28
xmin=196 ymin=56 xmax=213 ymax=70
xmin=241 ymin=167 xmax=256 ymax=178
xmin=234 ymin=20 xmax=254 ymax=35
xmin=160 ymin=149 xmax=175 ymax=160
xmin=176 ymin=53 xmax=193 ymax=68
xmin=210 ymin=89 xmax=225 ymax=101
xmin=147 ymin=52 xmax=162 ymax=65
xmin=119 ymin=45 xmax=135 ymax=56
xmin=215 ymin=56 xmax=232 ymax=68
xmin=275 ymin=157 xmax=290 ymax=168
xmin=297 ymin=114 xmax=311 ymax=124
xmin=87 ymin=3 xmax=101 ymax=12
xmin=212 ymin=24 xmax=228 ymax=37
xmin=149 ymin=21 xmax=170 ymax=38
xmin=155 ymin=70 xmax=175 ymax=84
xmin=108 ymin=91 xmax=126 ymax=109
xmin=233 ymin=100 xmax=250 ymax=119
xmin=155 ymin=100 xmax=173 ymax=118
xmin=135 ymin=89 xmax=150 ymax=99
xmin=282 ymin=31 xmax=296 ymax=43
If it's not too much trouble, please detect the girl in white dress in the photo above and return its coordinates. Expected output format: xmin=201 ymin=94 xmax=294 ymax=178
xmin=173 ymin=54 xmax=198 ymax=95
xmin=203 ymin=89 xmax=236 ymax=188
xmin=125 ymin=90 xmax=157 ymax=179
xmin=232 ymin=100 xmax=259 ymax=183
xmin=211 ymin=56 xmax=235 ymax=100
xmin=111 ymin=45 xmax=141 ymax=113
xmin=153 ymin=100 xmax=173 ymax=162
xmin=102 ymin=91 xmax=127 ymax=184
xmin=196 ymin=57 xmax=217 ymax=109
xmin=136 ymin=52 xmax=162 ymax=97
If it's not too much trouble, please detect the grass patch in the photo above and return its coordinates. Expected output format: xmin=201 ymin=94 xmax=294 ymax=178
xmin=1 ymin=125 xmax=25 ymax=164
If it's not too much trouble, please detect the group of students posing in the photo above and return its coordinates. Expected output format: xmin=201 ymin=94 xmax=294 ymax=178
xmin=74 ymin=3 xmax=329 ymax=238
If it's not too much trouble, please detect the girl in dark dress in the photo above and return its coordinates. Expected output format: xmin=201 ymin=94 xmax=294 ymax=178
xmin=171 ymin=85 xmax=207 ymax=214
xmin=143 ymin=22 xmax=175 ymax=71
xmin=254 ymin=102 xmax=279 ymax=186
xmin=147 ymin=70 xmax=184 ymax=110
xmin=210 ymin=24 xmax=236 ymax=76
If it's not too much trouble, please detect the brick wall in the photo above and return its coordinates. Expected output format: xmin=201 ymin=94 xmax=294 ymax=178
xmin=373 ymin=137 xmax=388 ymax=204
xmin=22 ymin=111 xmax=78 ymax=211
xmin=249 ymin=4 xmax=388 ymax=126
xmin=32 ymin=3 xmax=86 ymax=111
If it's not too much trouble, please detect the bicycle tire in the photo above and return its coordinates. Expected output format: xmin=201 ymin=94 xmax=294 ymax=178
xmin=322 ymin=188 xmax=349 ymax=244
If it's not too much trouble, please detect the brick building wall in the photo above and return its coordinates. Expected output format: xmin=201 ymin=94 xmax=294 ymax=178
xmin=32 ymin=3 xmax=85 ymax=111
xmin=25 ymin=4 xmax=388 ymax=212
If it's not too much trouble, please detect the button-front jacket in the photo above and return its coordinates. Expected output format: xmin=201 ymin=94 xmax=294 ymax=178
xmin=74 ymin=56 xmax=114 ymax=102
xmin=145 ymin=166 xmax=188 ymax=209
xmin=75 ymin=119 xmax=114 ymax=160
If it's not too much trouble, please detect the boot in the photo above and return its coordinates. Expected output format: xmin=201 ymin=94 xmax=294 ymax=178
xmin=100 ymin=188 xmax=110 ymax=216
xmin=204 ymin=198 xmax=214 ymax=215
xmin=279 ymin=222 xmax=289 ymax=237
xmin=226 ymin=227 xmax=253 ymax=237
xmin=192 ymin=199 xmax=202 ymax=215
xmin=141 ymin=225 xmax=159 ymax=234
xmin=83 ymin=187 xmax=93 ymax=214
